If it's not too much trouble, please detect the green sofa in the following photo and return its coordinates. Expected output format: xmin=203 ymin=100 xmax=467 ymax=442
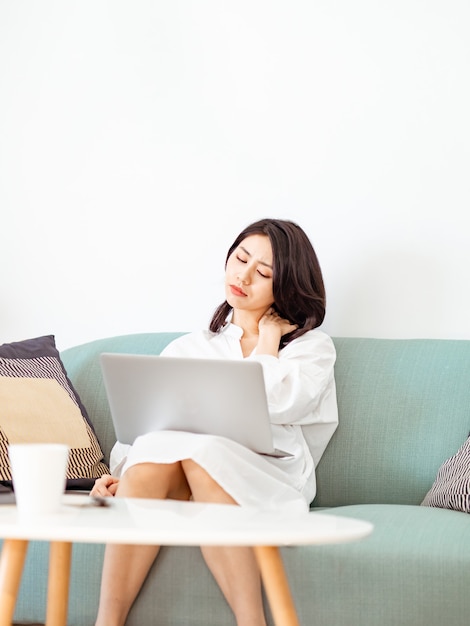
xmin=10 ymin=333 xmax=470 ymax=625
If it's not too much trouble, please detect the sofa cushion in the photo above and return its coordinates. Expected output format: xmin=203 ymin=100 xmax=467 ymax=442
xmin=286 ymin=503 xmax=470 ymax=626
xmin=0 ymin=335 xmax=109 ymax=488
xmin=421 ymin=434 xmax=470 ymax=513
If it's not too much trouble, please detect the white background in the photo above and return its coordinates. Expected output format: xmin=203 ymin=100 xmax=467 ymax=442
xmin=1 ymin=1 xmax=469 ymax=350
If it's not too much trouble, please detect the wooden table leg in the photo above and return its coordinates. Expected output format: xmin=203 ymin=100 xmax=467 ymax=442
xmin=0 ymin=539 xmax=29 ymax=626
xmin=253 ymin=545 xmax=300 ymax=626
xmin=46 ymin=542 xmax=72 ymax=626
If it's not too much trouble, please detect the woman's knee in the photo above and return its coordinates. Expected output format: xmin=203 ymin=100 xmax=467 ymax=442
xmin=181 ymin=458 xmax=206 ymax=486
xmin=119 ymin=462 xmax=190 ymax=499
xmin=181 ymin=459 xmax=236 ymax=504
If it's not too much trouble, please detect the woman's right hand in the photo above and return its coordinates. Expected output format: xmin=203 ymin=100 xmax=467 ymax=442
xmin=90 ymin=474 xmax=120 ymax=497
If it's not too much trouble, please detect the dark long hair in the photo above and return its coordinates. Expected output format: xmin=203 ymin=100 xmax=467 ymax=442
xmin=209 ymin=218 xmax=326 ymax=348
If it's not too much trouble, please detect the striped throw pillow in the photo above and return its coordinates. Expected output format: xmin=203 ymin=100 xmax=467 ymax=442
xmin=421 ymin=436 xmax=470 ymax=513
xmin=0 ymin=335 xmax=109 ymax=489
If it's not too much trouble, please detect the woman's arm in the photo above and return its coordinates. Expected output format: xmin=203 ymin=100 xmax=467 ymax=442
xmin=249 ymin=330 xmax=336 ymax=427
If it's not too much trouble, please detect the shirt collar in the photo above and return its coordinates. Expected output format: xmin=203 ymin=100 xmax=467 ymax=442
xmin=220 ymin=321 xmax=244 ymax=340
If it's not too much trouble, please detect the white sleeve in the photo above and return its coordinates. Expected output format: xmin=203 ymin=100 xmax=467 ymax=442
xmin=248 ymin=330 xmax=337 ymax=427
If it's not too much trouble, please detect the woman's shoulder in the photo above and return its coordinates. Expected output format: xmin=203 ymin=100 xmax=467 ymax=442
xmin=294 ymin=327 xmax=334 ymax=345
xmin=282 ymin=328 xmax=336 ymax=357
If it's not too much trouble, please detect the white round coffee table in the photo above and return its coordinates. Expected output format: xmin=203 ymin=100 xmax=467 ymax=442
xmin=0 ymin=495 xmax=373 ymax=626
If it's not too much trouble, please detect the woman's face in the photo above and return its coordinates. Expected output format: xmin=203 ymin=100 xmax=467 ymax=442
xmin=225 ymin=234 xmax=275 ymax=318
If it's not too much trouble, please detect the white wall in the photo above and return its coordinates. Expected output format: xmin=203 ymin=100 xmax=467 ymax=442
xmin=1 ymin=1 xmax=469 ymax=350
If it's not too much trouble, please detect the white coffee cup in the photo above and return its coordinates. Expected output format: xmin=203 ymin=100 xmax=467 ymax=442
xmin=8 ymin=443 xmax=69 ymax=517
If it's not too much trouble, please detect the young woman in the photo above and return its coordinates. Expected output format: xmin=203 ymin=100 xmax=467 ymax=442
xmin=92 ymin=218 xmax=338 ymax=626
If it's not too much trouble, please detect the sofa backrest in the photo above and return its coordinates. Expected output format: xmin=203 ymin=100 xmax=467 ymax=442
xmin=313 ymin=337 xmax=470 ymax=507
xmin=62 ymin=333 xmax=470 ymax=508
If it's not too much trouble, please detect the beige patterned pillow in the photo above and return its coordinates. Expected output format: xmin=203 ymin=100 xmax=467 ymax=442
xmin=0 ymin=335 xmax=109 ymax=488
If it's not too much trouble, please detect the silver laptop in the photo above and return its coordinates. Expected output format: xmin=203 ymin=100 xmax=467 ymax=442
xmin=100 ymin=353 xmax=291 ymax=457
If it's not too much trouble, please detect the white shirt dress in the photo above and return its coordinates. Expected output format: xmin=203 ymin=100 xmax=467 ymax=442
xmin=110 ymin=324 xmax=338 ymax=512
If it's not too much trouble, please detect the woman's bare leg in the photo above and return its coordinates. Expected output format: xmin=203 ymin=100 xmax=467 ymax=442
xmin=95 ymin=462 xmax=191 ymax=626
xmin=181 ymin=459 xmax=267 ymax=626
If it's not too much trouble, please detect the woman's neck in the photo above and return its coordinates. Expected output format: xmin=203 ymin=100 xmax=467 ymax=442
xmin=231 ymin=311 xmax=260 ymax=339
xmin=232 ymin=308 xmax=282 ymax=359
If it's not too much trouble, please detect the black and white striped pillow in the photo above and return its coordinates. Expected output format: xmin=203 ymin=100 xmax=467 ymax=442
xmin=421 ymin=436 xmax=470 ymax=513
